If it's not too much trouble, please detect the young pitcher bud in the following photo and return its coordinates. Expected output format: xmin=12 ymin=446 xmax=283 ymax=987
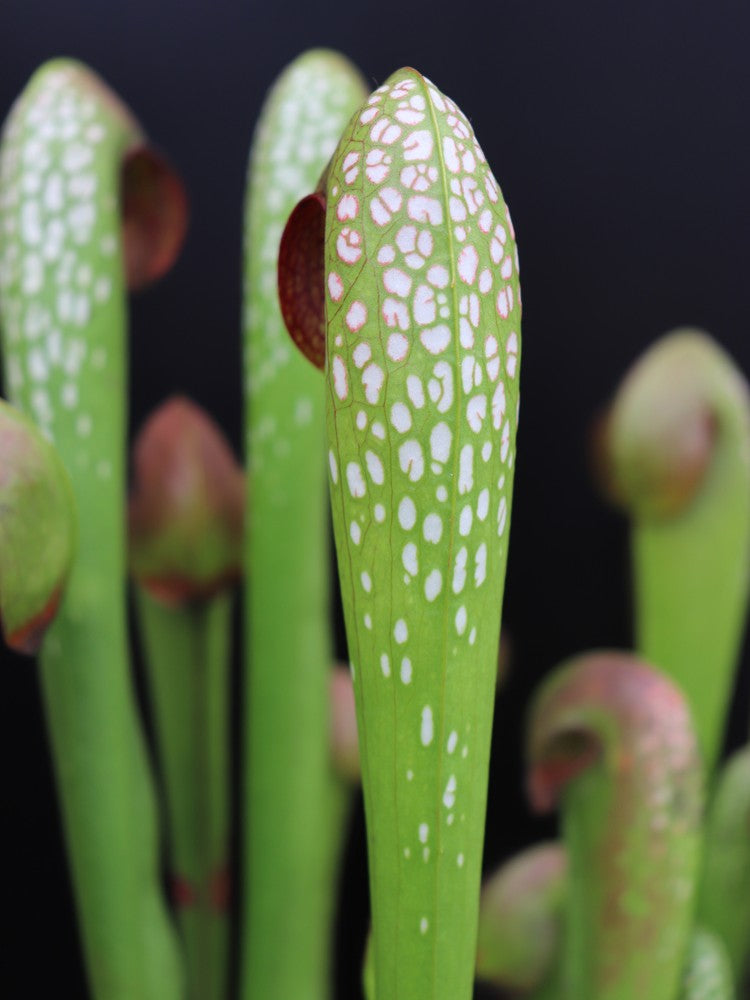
xmin=526 ymin=652 xmax=703 ymax=1000
xmin=476 ymin=843 xmax=566 ymax=992
xmin=129 ymin=396 xmax=244 ymax=604
xmin=597 ymin=330 xmax=726 ymax=519
xmin=0 ymin=399 xmax=76 ymax=652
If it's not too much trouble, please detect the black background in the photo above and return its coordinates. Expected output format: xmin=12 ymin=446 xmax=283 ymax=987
xmin=2 ymin=1 xmax=749 ymax=996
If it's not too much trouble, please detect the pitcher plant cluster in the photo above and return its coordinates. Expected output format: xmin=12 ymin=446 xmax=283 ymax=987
xmin=0 ymin=48 xmax=747 ymax=1000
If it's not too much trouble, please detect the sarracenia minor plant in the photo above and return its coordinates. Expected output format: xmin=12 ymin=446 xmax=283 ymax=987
xmin=0 ymin=49 xmax=748 ymax=1000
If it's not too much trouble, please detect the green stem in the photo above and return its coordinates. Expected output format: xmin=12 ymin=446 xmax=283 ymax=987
xmin=136 ymin=588 xmax=232 ymax=1000
xmin=38 ymin=604 xmax=182 ymax=998
xmin=240 ymin=50 xmax=366 ymax=1000
xmin=0 ymin=59 xmax=183 ymax=999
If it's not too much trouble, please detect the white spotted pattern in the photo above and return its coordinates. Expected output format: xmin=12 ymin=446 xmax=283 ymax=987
xmin=0 ymin=63 xmax=120 ymax=459
xmin=323 ymin=69 xmax=520 ymax=959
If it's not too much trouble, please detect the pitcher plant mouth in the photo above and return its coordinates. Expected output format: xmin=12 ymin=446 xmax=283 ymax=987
xmin=278 ymin=190 xmax=327 ymax=371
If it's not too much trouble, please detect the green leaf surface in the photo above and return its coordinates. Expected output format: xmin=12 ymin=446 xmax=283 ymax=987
xmin=321 ymin=68 xmax=521 ymax=1000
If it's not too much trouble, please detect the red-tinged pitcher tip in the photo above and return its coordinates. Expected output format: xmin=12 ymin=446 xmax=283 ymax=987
xmin=525 ymin=652 xmax=703 ymax=999
xmin=122 ymin=145 xmax=188 ymax=291
xmin=477 ymin=844 xmax=567 ymax=992
xmin=5 ymin=586 xmax=63 ymax=655
xmin=129 ymin=396 xmax=245 ymax=605
xmin=0 ymin=400 xmax=76 ymax=655
xmin=278 ymin=191 xmax=327 ymax=370
xmin=599 ymin=331 xmax=726 ymax=520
